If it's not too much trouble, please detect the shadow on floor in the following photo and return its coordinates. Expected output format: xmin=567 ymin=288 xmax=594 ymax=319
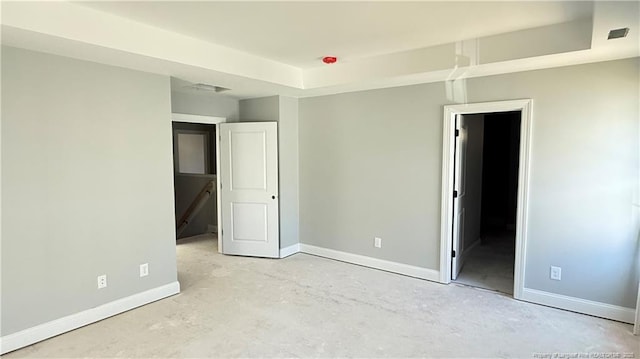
xmin=454 ymin=230 xmax=515 ymax=295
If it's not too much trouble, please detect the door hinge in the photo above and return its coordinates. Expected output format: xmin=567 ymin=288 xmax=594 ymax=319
xmin=453 ymin=190 xmax=458 ymax=198
xmin=452 ymin=250 xmax=456 ymax=258
xmin=455 ymin=129 xmax=460 ymax=137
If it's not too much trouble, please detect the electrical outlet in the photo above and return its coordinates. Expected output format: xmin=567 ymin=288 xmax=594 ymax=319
xmin=374 ymin=237 xmax=382 ymax=248
xmin=140 ymin=263 xmax=149 ymax=277
xmin=97 ymin=275 xmax=107 ymax=289
xmin=550 ymin=266 xmax=562 ymax=281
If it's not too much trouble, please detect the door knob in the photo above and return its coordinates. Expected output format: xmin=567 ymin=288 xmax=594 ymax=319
xmin=272 ymin=195 xmax=276 ymax=199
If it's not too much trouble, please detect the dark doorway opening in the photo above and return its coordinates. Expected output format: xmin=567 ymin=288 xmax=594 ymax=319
xmin=453 ymin=111 xmax=521 ymax=294
xmin=172 ymin=122 xmax=218 ymax=240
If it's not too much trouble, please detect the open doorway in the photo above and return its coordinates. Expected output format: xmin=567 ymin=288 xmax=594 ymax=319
xmin=173 ymin=121 xmax=218 ymax=241
xmin=452 ymin=111 xmax=521 ymax=295
xmin=171 ymin=113 xmax=226 ymax=254
xmin=439 ymin=100 xmax=532 ymax=300
xmin=170 ymin=114 xmax=281 ymax=258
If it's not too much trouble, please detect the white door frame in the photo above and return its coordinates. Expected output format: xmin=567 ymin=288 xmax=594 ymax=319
xmin=635 ymin=280 xmax=640 ymax=335
xmin=438 ymin=99 xmax=533 ymax=300
xmin=171 ymin=113 xmax=226 ymax=253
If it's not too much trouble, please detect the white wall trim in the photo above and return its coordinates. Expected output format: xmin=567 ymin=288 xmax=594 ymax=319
xmin=440 ymin=99 xmax=533 ymax=302
xmin=215 ymin=123 xmax=223 ymax=254
xmin=172 ymin=113 xmax=226 ymax=125
xmin=279 ymin=243 xmax=301 ymax=258
xmin=521 ymin=288 xmax=636 ymax=324
xmin=300 ymin=244 xmax=440 ymax=282
xmin=0 ymin=282 xmax=180 ymax=355
xmin=635 ymin=281 xmax=640 ymax=334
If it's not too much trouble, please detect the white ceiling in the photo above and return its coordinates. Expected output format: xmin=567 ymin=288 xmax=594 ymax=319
xmin=78 ymin=1 xmax=594 ymax=69
xmin=2 ymin=1 xmax=638 ymax=99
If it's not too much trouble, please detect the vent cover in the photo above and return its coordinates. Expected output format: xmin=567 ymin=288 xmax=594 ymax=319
xmin=607 ymin=28 xmax=629 ymax=40
xmin=186 ymin=83 xmax=231 ymax=92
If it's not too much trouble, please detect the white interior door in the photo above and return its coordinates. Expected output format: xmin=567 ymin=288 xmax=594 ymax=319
xmin=452 ymin=115 xmax=468 ymax=280
xmin=219 ymin=122 xmax=279 ymax=258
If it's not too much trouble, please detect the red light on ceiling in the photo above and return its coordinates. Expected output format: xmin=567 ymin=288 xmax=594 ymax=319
xmin=322 ymin=56 xmax=337 ymax=64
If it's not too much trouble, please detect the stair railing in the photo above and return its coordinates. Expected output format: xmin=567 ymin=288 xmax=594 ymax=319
xmin=176 ymin=180 xmax=215 ymax=238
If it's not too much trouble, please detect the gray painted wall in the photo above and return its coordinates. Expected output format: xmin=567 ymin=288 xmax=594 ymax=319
xmin=300 ymin=84 xmax=445 ymax=267
xmin=461 ymin=114 xmax=484 ymax=252
xmin=276 ymin=97 xmax=300 ymax=249
xmin=239 ymin=96 xmax=300 ymax=249
xmin=239 ymin=96 xmax=279 ymax=122
xmin=299 ymin=58 xmax=639 ymax=308
xmin=171 ymin=90 xmax=239 ymax=121
xmin=1 ymin=47 xmax=178 ymax=335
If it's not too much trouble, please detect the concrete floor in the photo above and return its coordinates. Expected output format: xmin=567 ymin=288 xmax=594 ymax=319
xmin=454 ymin=232 xmax=515 ymax=295
xmin=6 ymin=233 xmax=639 ymax=358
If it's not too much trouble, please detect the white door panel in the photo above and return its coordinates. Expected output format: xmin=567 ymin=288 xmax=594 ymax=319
xmin=220 ymin=122 xmax=279 ymax=258
xmin=452 ymin=115 xmax=468 ymax=280
xmin=230 ymin=131 xmax=267 ymax=190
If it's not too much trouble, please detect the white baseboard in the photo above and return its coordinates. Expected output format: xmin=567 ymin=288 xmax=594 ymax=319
xmin=521 ymin=288 xmax=635 ymax=324
xmin=299 ymin=244 xmax=440 ymax=282
xmin=279 ymin=243 xmax=300 ymax=258
xmin=0 ymin=281 xmax=180 ymax=355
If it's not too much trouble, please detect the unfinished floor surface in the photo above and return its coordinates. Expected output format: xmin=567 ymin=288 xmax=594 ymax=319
xmin=5 ymin=234 xmax=638 ymax=358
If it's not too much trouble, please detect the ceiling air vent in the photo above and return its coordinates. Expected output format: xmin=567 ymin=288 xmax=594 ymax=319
xmin=607 ymin=28 xmax=629 ymax=40
xmin=186 ymin=83 xmax=231 ymax=92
